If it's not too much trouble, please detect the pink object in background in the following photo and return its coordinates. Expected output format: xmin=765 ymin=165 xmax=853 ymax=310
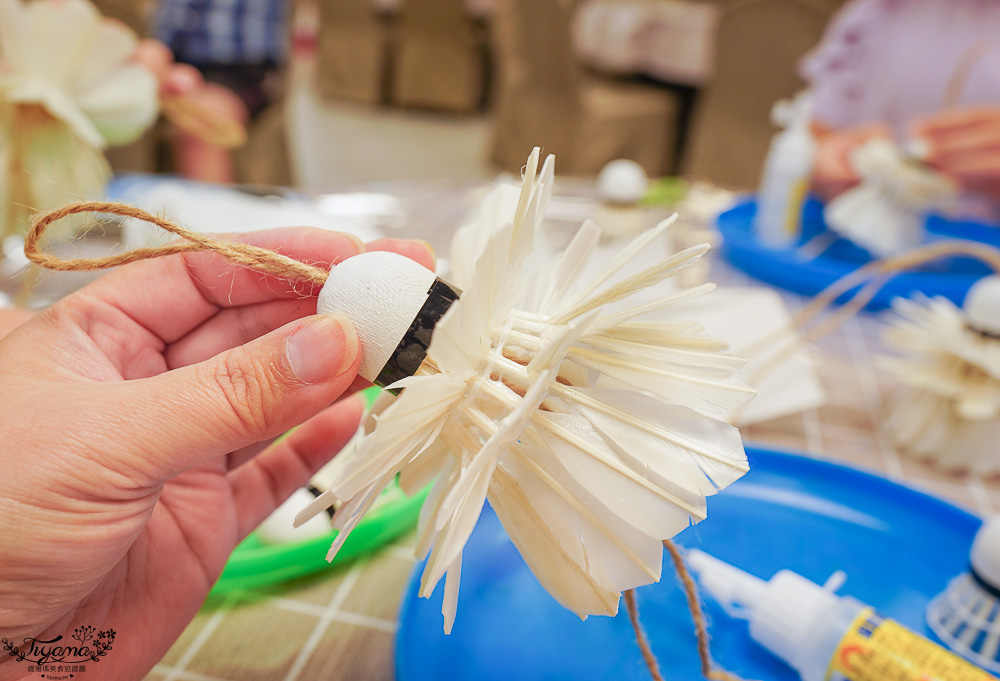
xmin=572 ymin=0 xmax=720 ymax=86
xmin=801 ymin=0 xmax=1000 ymax=137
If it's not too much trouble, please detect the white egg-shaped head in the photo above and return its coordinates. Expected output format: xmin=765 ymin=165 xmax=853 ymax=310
xmin=971 ymin=515 xmax=1000 ymax=590
xmin=317 ymin=251 xmax=437 ymax=382
xmin=965 ymin=275 xmax=1000 ymax=336
xmin=597 ymin=159 xmax=649 ymax=205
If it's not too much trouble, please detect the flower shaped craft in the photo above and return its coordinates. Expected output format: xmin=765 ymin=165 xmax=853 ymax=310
xmin=298 ymin=149 xmax=755 ymax=632
xmin=0 ymin=0 xmax=158 ymax=238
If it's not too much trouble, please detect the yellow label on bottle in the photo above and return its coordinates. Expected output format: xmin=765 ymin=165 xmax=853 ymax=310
xmin=782 ymin=177 xmax=809 ymax=239
xmin=826 ymin=608 xmax=997 ymax=681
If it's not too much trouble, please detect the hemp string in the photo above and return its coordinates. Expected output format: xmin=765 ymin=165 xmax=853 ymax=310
xmin=27 ymin=199 xmax=748 ymax=681
xmin=24 ymin=201 xmax=330 ymax=286
xmin=728 ymin=240 xmax=1000 ymax=424
xmin=625 ymin=541 xmax=748 ymax=681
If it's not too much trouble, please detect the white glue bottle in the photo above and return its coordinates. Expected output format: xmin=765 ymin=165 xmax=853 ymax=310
xmin=754 ymin=91 xmax=815 ymax=248
xmin=687 ymin=549 xmax=998 ymax=681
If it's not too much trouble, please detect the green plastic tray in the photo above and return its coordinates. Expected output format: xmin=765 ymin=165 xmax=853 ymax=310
xmin=210 ymin=387 xmax=425 ymax=595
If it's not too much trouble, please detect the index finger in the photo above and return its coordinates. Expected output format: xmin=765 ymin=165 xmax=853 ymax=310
xmin=78 ymin=227 xmax=365 ymax=344
xmin=912 ymin=107 xmax=1000 ymax=137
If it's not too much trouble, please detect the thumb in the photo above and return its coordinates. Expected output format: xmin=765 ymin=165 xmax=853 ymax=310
xmin=113 ymin=313 xmax=360 ymax=482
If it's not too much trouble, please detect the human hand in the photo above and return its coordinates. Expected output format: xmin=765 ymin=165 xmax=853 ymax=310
xmin=0 ymin=307 xmax=36 ymax=341
xmin=0 ymin=228 xmax=434 ymax=681
xmin=912 ymin=107 xmax=1000 ymax=200
xmin=811 ymin=122 xmax=891 ymax=201
xmin=131 ymin=39 xmax=248 ymax=159
xmin=131 ymin=39 xmax=204 ymax=100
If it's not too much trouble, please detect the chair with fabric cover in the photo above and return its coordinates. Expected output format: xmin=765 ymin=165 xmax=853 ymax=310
xmin=315 ymin=0 xmax=393 ymax=104
xmin=391 ymin=0 xmax=485 ymax=113
xmin=490 ymin=0 xmax=679 ymax=176
xmin=683 ymin=0 xmax=846 ymax=189
xmin=90 ymin=0 xmax=153 ymax=35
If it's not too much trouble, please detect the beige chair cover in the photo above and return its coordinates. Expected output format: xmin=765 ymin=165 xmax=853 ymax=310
xmin=490 ymin=0 xmax=679 ymax=176
xmin=683 ymin=0 xmax=846 ymax=189
xmin=391 ymin=0 xmax=485 ymax=113
xmin=316 ymin=0 xmax=393 ymax=104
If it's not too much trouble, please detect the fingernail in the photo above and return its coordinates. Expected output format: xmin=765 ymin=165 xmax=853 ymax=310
xmin=414 ymin=239 xmax=435 ymax=262
xmin=337 ymin=232 xmax=366 ymax=255
xmin=286 ymin=314 xmax=358 ymax=384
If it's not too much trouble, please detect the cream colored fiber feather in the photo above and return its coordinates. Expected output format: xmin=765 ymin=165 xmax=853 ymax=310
xmin=297 ymin=149 xmax=755 ymax=632
xmin=0 ymin=0 xmax=158 ymax=239
xmin=881 ymin=286 xmax=1000 ymax=473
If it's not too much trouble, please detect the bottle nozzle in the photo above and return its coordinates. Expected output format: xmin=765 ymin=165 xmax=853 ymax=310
xmin=686 ymin=549 xmax=769 ymax=620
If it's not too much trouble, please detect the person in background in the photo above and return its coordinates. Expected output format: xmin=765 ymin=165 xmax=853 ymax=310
xmin=152 ymin=0 xmax=291 ymax=183
xmin=802 ymin=0 xmax=1000 ymax=211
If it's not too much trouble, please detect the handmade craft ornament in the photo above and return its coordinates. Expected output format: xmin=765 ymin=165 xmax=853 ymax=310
xmin=295 ymin=149 xmax=755 ymax=633
xmin=593 ymin=158 xmax=650 ymax=238
xmin=23 ymin=149 xmax=753 ymax=644
xmin=0 ymin=0 xmax=159 ymax=240
xmin=927 ymin=514 xmax=1000 ymax=673
xmin=880 ymin=275 xmax=1000 ymax=473
xmin=824 ymin=139 xmax=957 ymax=256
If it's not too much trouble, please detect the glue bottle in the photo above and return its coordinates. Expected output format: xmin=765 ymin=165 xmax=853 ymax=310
xmin=686 ymin=549 xmax=998 ymax=681
xmin=755 ymin=91 xmax=815 ymax=248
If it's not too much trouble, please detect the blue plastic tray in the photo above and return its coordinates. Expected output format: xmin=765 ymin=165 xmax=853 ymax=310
xmin=396 ymin=447 xmax=981 ymax=681
xmin=716 ymin=198 xmax=997 ymax=311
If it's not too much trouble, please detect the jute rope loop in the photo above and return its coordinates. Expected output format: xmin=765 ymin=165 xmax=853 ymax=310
xmin=25 ymin=201 xmax=331 ymax=286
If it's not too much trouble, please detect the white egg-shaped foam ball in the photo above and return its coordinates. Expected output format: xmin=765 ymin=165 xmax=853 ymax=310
xmin=965 ymin=275 xmax=1000 ymax=336
xmin=318 ymin=251 xmax=436 ymax=382
xmin=597 ymin=159 xmax=649 ymax=205
xmin=972 ymin=515 xmax=1000 ymax=590
xmin=257 ymin=488 xmax=333 ymax=543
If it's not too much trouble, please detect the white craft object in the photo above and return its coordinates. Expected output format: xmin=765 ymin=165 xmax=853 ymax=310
xmin=0 ymin=0 xmax=158 ymax=239
xmin=669 ymin=287 xmax=826 ymax=426
xmin=299 ymin=149 xmax=754 ymax=632
xmin=927 ymin=515 xmax=1000 ymax=672
xmin=594 ymin=159 xmax=651 ymax=238
xmin=319 ymin=251 xmax=437 ymax=382
xmin=880 ymin=276 xmax=1000 ymax=472
xmin=257 ymin=488 xmax=334 ymax=544
xmin=824 ymin=139 xmax=957 ymax=256
xmin=456 ymin=179 xmax=819 ymax=427
xmin=597 ymin=159 xmax=648 ymax=205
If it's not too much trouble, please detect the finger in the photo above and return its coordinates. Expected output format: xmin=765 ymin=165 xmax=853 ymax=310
xmin=78 ymin=227 xmax=365 ymax=345
xmin=924 ymin=127 xmax=1000 ymax=171
xmin=367 ymin=238 xmax=436 ymax=271
xmin=225 ymin=384 xmax=375 ymax=471
xmin=163 ymin=238 xmax=436 ymax=367
xmin=228 ymin=394 xmax=365 ymax=538
xmin=109 ymin=313 xmax=360 ymax=483
xmin=163 ymin=63 xmax=202 ymax=98
xmin=931 ymin=150 xmax=1000 ymax=194
xmin=812 ymin=135 xmax=862 ymax=201
xmin=166 ymin=297 xmax=317 ymax=369
xmin=912 ymin=107 xmax=1000 ymax=137
xmin=131 ymin=39 xmax=173 ymax=80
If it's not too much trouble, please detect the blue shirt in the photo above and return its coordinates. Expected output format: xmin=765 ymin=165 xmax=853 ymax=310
xmin=154 ymin=0 xmax=289 ymax=67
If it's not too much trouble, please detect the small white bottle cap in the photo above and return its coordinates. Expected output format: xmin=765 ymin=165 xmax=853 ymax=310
xmin=597 ymin=159 xmax=649 ymax=205
xmin=965 ymin=275 xmax=1000 ymax=336
xmin=749 ymin=570 xmax=841 ymax=673
xmin=317 ymin=251 xmax=437 ymax=382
